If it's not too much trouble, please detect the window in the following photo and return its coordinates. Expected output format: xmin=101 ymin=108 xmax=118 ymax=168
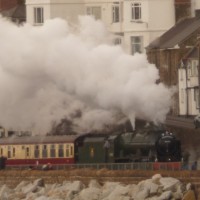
xmin=66 ymin=145 xmax=70 ymax=157
xmin=86 ymin=7 xmax=101 ymax=20
xmin=131 ymin=36 xmax=143 ymax=55
xmin=112 ymin=3 xmax=120 ymax=23
xmin=114 ymin=38 xmax=121 ymax=45
xmin=58 ymin=144 xmax=64 ymax=158
xmin=26 ymin=147 xmax=30 ymax=157
xmin=70 ymin=146 xmax=73 ymax=156
xmin=191 ymin=60 xmax=198 ymax=76
xmin=34 ymin=7 xmax=44 ymax=24
xmin=8 ymin=146 xmax=11 ymax=158
xmin=50 ymin=144 xmax=55 ymax=158
xmin=42 ymin=145 xmax=47 ymax=158
xmin=34 ymin=145 xmax=39 ymax=158
xmin=131 ymin=3 xmax=141 ymax=20
xmin=13 ymin=148 xmax=15 ymax=157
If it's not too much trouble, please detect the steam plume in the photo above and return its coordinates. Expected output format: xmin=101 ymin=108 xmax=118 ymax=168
xmin=0 ymin=15 xmax=172 ymax=134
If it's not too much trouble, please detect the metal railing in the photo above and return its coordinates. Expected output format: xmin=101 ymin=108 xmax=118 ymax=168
xmin=4 ymin=162 xmax=187 ymax=171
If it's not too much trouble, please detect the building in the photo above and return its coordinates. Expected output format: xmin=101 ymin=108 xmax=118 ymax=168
xmin=146 ymin=16 xmax=200 ymax=116
xmin=178 ymin=46 xmax=199 ymax=116
xmin=25 ymin=0 xmax=175 ymax=55
xmin=0 ymin=0 xmax=26 ymax=24
xmin=0 ymin=0 xmax=19 ymax=11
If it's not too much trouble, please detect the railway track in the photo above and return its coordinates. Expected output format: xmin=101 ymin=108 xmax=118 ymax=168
xmin=165 ymin=115 xmax=195 ymax=129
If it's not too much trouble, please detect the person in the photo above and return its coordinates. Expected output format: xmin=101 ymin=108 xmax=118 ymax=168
xmin=191 ymin=161 xmax=197 ymax=170
xmin=35 ymin=160 xmax=39 ymax=169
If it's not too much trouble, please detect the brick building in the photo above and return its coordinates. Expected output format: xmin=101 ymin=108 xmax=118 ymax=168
xmin=0 ymin=0 xmax=19 ymax=11
xmin=0 ymin=0 xmax=25 ymax=23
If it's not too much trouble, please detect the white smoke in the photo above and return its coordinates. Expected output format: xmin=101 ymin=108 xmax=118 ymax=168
xmin=0 ymin=15 xmax=173 ymax=134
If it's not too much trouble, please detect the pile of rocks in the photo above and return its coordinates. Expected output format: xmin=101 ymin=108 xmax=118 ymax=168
xmin=0 ymin=174 xmax=196 ymax=200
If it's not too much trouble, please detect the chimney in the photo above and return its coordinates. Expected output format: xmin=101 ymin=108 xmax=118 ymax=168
xmin=195 ymin=9 xmax=200 ymax=18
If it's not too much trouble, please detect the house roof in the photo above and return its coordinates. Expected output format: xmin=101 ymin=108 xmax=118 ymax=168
xmin=146 ymin=17 xmax=200 ymax=50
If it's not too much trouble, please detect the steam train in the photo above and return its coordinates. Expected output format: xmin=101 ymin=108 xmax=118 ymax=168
xmin=0 ymin=125 xmax=182 ymax=169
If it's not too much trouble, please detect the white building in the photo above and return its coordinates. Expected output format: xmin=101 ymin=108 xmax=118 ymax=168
xmin=178 ymin=47 xmax=199 ymax=116
xmin=25 ymin=0 xmax=175 ymax=55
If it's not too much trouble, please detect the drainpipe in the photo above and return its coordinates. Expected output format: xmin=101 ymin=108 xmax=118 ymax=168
xmin=198 ymin=37 xmax=200 ymax=112
xmin=185 ymin=62 xmax=189 ymax=116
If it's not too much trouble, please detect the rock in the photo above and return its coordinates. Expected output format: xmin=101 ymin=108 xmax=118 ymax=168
xmin=159 ymin=177 xmax=180 ymax=191
xmin=22 ymin=183 xmax=38 ymax=194
xmin=158 ymin=191 xmax=172 ymax=200
xmin=138 ymin=179 xmax=159 ymax=195
xmin=134 ymin=188 xmax=150 ymax=200
xmin=182 ymin=190 xmax=196 ymax=200
xmin=186 ymin=183 xmax=192 ymax=191
xmin=88 ymin=179 xmax=101 ymax=189
xmin=14 ymin=181 xmax=29 ymax=192
xmin=33 ymin=178 xmax=45 ymax=187
xmin=0 ymin=174 xmax=195 ymax=200
xmin=152 ymin=174 xmax=162 ymax=183
xmin=79 ymin=187 xmax=101 ymax=200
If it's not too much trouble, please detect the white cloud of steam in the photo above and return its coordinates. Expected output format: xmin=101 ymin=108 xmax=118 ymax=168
xmin=0 ymin=15 xmax=173 ymax=134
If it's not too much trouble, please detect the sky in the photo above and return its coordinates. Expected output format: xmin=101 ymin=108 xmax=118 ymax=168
xmin=0 ymin=15 xmax=173 ymax=134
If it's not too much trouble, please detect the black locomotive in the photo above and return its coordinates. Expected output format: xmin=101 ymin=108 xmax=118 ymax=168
xmin=75 ymin=126 xmax=182 ymax=164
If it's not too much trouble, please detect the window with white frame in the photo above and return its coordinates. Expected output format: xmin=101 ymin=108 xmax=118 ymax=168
xmin=131 ymin=36 xmax=143 ymax=54
xmin=191 ymin=60 xmax=198 ymax=76
xmin=86 ymin=7 xmax=101 ymax=20
xmin=112 ymin=3 xmax=120 ymax=23
xmin=34 ymin=7 xmax=44 ymax=24
xmin=131 ymin=2 xmax=141 ymax=21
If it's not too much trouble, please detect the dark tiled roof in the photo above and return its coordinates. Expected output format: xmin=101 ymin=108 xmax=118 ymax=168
xmin=147 ymin=17 xmax=200 ymax=49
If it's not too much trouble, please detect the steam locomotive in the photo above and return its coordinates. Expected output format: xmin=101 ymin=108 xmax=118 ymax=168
xmin=0 ymin=125 xmax=182 ymax=169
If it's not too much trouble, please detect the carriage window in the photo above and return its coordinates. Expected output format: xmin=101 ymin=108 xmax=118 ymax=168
xmin=58 ymin=144 xmax=64 ymax=157
xmin=42 ymin=145 xmax=47 ymax=158
xmin=70 ymin=145 xmax=73 ymax=156
xmin=50 ymin=144 xmax=55 ymax=158
xmin=66 ymin=145 xmax=70 ymax=157
xmin=34 ymin=145 xmax=40 ymax=158
xmin=26 ymin=147 xmax=30 ymax=157
xmin=8 ymin=146 xmax=11 ymax=158
xmin=13 ymin=147 xmax=15 ymax=157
